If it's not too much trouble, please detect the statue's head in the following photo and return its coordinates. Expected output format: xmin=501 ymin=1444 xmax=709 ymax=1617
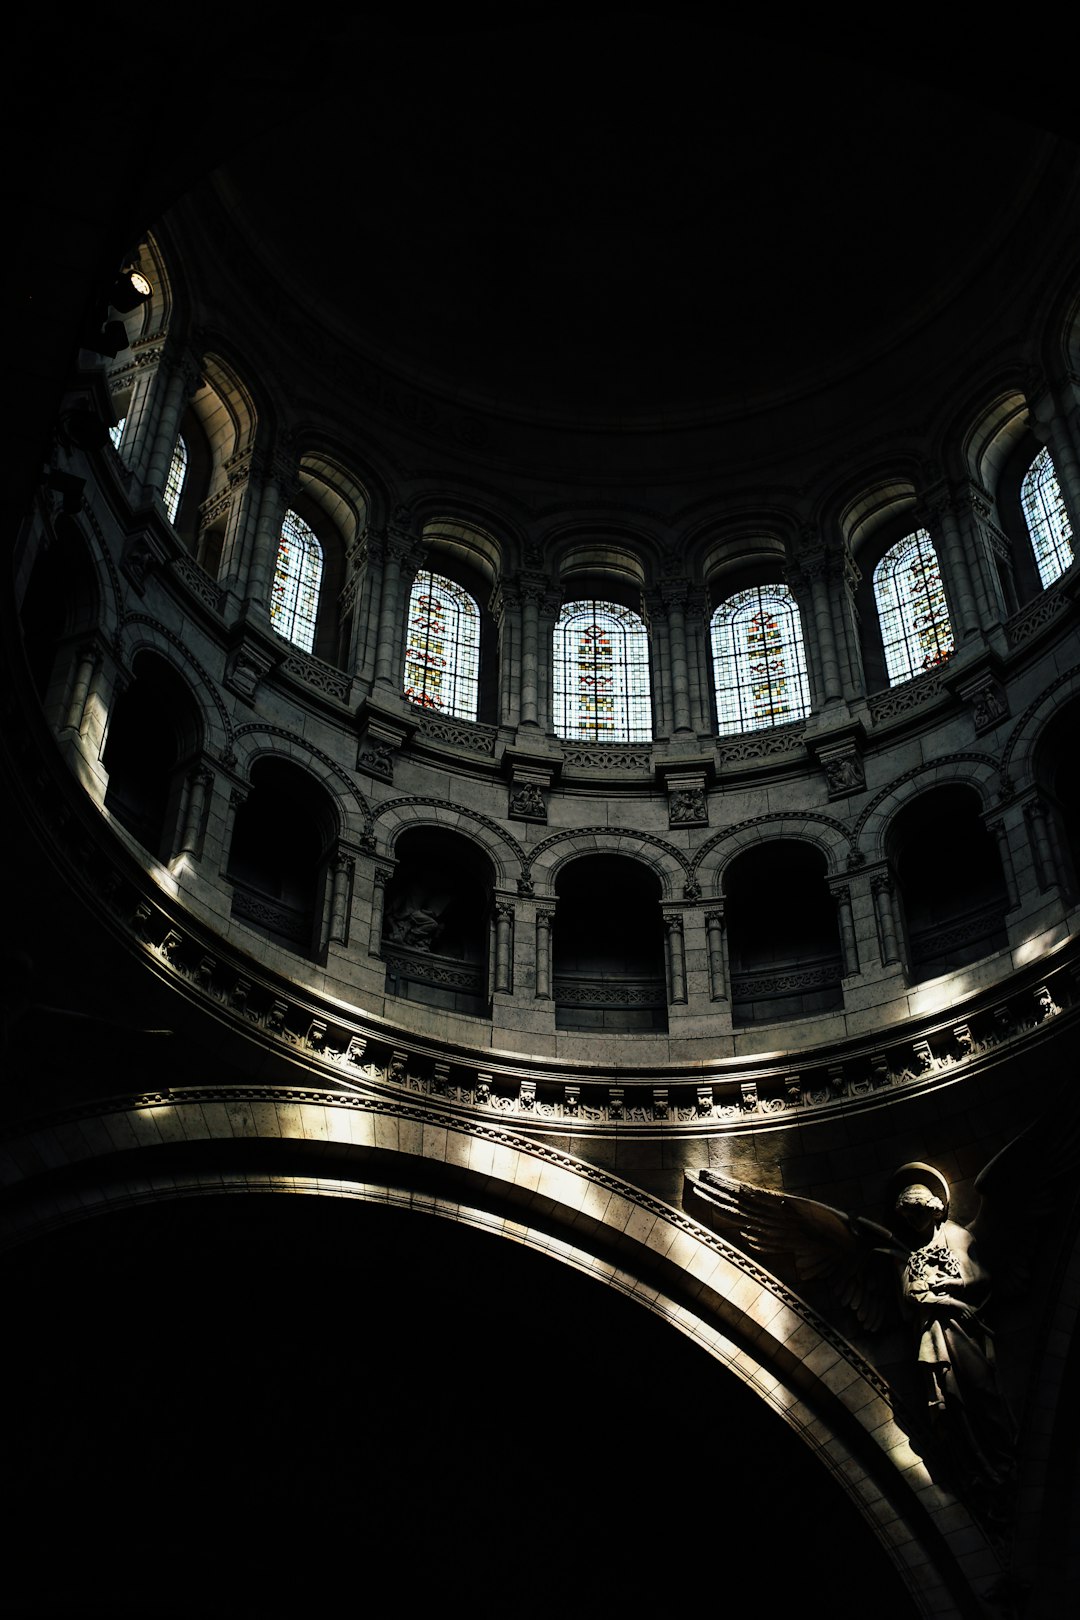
xmin=895 ymin=1182 xmax=945 ymax=1234
xmin=889 ymin=1161 xmax=950 ymax=1232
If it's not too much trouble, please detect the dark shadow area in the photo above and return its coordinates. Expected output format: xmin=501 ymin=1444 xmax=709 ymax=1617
xmin=226 ymin=757 xmax=336 ymax=958
xmin=889 ymin=786 xmax=1009 ymax=982
xmin=726 ymin=842 xmax=843 ymax=1023
xmin=103 ymin=651 xmax=202 ymax=860
xmin=553 ymin=854 xmax=667 ymax=1031
xmin=382 ymin=827 xmax=493 ymax=1016
xmin=3 ymin=1194 xmax=919 ymax=1619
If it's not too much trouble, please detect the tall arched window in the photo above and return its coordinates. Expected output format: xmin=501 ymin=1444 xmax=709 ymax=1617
xmin=710 ymin=584 xmax=810 ymax=734
xmin=1021 ymin=446 xmax=1073 ymax=588
xmin=270 ymin=509 xmax=324 ymax=654
xmin=163 ymin=436 xmax=187 ymax=525
xmin=403 ymin=569 xmax=481 ymax=720
xmin=872 ymin=529 xmax=954 ymax=686
xmin=553 ymin=599 xmax=652 ymax=743
xmin=109 ymin=417 xmax=126 ymax=450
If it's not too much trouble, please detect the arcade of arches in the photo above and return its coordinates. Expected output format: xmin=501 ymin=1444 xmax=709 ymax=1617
xmin=8 ymin=19 xmax=1080 ymax=1620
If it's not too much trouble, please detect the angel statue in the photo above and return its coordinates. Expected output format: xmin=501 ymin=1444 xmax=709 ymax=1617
xmin=686 ymin=1115 xmax=1080 ymax=1525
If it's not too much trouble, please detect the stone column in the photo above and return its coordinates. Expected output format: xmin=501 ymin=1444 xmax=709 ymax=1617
xmin=986 ymin=816 xmax=1020 ymax=911
xmin=217 ymin=450 xmax=265 ymax=596
xmin=117 ymin=338 xmax=167 ymax=480
xmin=373 ymin=528 xmax=423 ymax=693
xmin=489 ymin=578 xmax=521 ymax=729
xmin=368 ymin=866 xmax=391 ymax=956
xmin=517 ymin=573 xmax=552 ymax=729
xmin=802 ymin=549 xmax=843 ymax=705
xmin=831 ymin=881 xmax=860 ymax=977
xmin=494 ymin=901 xmax=515 ymax=993
xmin=328 ymin=852 xmax=354 ymax=945
xmin=145 ymin=351 xmax=199 ymax=502
xmin=784 ymin=558 xmax=828 ymax=710
xmin=64 ymin=643 xmax=99 ymax=735
xmin=1024 ymin=798 xmax=1057 ymax=893
xmin=661 ymin=581 xmax=691 ymax=734
xmin=871 ymin=873 xmax=902 ymax=966
xmin=177 ymin=765 xmax=214 ymax=860
xmin=1032 ymin=382 xmax=1080 ymax=537
xmin=705 ymin=906 xmax=727 ymax=1001
xmin=247 ymin=449 xmax=298 ymax=612
xmin=929 ymin=495 xmax=980 ymax=643
xmin=664 ymin=911 xmax=687 ymax=1004
xmin=836 ymin=549 xmax=867 ymax=700
xmin=535 ymin=905 xmax=555 ymax=999
xmin=954 ymin=484 xmax=1007 ymax=628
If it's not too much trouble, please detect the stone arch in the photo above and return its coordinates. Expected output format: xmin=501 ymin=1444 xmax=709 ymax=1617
xmin=694 ymin=815 xmax=853 ymax=895
xmin=1001 ymin=664 xmax=1080 ymax=790
xmin=372 ymin=797 xmax=526 ymax=890
xmin=527 ymin=826 xmax=690 ymax=900
xmin=0 ymin=1084 xmax=991 ymax=1620
xmin=116 ymin=615 xmax=232 ymax=756
xmin=855 ymin=756 xmax=1005 ymax=866
xmin=229 ymin=724 xmax=370 ymax=844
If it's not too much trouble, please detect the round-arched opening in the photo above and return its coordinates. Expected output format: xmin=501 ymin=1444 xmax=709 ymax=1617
xmin=1035 ymin=699 xmax=1080 ymax=901
xmin=553 ymin=854 xmax=667 ymax=1031
xmin=103 ymin=651 xmax=202 ymax=861
xmin=3 ymin=1191 xmax=918 ymax=1618
xmin=226 ymin=757 xmax=338 ymax=958
xmin=724 ymin=842 xmax=843 ymax=1024
xmin=382 ymin=827 xmax=495 ymax=1016
xmin=887 ymin=785 xmax=1009 ymax=983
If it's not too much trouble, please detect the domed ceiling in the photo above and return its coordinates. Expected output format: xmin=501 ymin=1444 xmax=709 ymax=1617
xmin=203 ymin=19 xmax=1062 ymax=423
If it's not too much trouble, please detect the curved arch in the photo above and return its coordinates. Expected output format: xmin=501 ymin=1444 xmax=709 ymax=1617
xmin=0 ymin=1085 xmax=987 ymax=1619
xmin=116 ymin=615 xmax=233 ymax=755
xmin=693 ymin=815 xmax=854 ymax=893
xmin=1001 ymin=664 xmax=1080 ymax=789
xmin=527 ymin=826 xmax=691 ymax=900
xmin=230 ymin=724 xmax=370 ymax=841
xmin=372 ymin=797 xmax=527 ymax=889
xmin=959 ymin=386 xmax=1028 ymax=492
xmin=855 ymin=757 xmax=1003 ymax=865
xmin=837 ymin=474 xmax=919 ymax=558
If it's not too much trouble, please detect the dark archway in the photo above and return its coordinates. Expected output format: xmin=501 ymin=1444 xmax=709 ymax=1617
xmin=382 ymin=827 xmax=494 ymax=1015
xmin=888 ymin=786 xmax=1009 ymax=982
xmin=725 ymin=841 xmax=843 ymax=1023
xmin=226 ymin=757 xmax=337 ymax=958
xmin=103 ymin=651 xmax=202 ymax=860
xmin=553 ymin=854 xmax=667 ymax=1031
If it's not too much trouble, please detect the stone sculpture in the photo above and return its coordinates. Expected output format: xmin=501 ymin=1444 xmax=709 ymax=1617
xmin=688 ymin=1113 xmax=1080 ymax=1525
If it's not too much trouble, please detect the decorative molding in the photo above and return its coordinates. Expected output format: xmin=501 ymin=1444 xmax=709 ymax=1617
xmin=867 ymin=670 xmax=945 ymax=724
xmin=561 ymin=744 xmax=653 ymax=770
xmin=413 ymin=709 xmax=498 ymax=756
xmin=169 ymin=554 xmax=225 ymax=615
xmin=279 ymin=648 xmax=351 ymax=704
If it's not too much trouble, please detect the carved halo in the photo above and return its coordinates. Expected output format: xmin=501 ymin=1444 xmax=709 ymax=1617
xmin=888 ymin=1161 xmax=950 ymax=1219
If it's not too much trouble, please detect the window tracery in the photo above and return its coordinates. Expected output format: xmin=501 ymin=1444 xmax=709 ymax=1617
xmin=163 ymin=435 xmax=187 ymax=525
xmin=403 ymin=569 xmax=481 ymax=721
xmin=270 ymin=509 xmax=324 ymax=653
xmin=109 ymin=417 xmax=126 ymax=449
xmin=872 ymin=529 xmax=954 ymax=686
xmin=553 ymin=599 xmax=652 ymax=743
xmin=710 ymin=584 xmax=810 ymax=734
xmin=1021 ymin=447 xmax=1073 ymax=588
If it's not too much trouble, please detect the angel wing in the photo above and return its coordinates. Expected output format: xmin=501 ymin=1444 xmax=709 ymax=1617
xmin=687 ymin=1168 xmax=902 ymax=1332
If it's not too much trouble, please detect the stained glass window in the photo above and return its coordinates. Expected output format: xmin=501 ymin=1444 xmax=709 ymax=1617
xmin=553 ymin=599 xmax=652 ymax=743
xmin=109 ymin=416 xmax=126 ymax=449
xmin=873 ymin=528 xmax=954 ymax=686
xmin=163 ymin=436 xmax=187 ymax=525
xmin=1021 ymin=447 xmax=1073 ymax=588
xmin=270 ymin=509 xmax=323 ymax=654
xmin=710 ymin=584 xmax=810 ymax=735
xmin=403 ymin=570 xmax=480 ymax=720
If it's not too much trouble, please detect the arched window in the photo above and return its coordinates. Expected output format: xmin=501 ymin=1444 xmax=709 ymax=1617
xmin=270 ymin=509 xmax=324 ymax=654
xmin=553 ymin=599 xmax=652 ymax=743
xmin=109 ymin=417 xmax=126 ymax=450
xmin=1021 ymin=446 xmax=1073 ymax=588
xmin=403 ymin=569 xmax=481 ymax=720
xmin=872 ymin=529 xmax=954 ymax=686
xmin=710 ymin=584 xmax=810 ymax=734
xmin=163 ymin=436 xmax=187 ymax=525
